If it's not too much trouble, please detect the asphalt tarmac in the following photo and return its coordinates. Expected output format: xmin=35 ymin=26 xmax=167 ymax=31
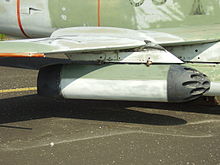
xmin=0 ymin=57 xmax=220 ymax=165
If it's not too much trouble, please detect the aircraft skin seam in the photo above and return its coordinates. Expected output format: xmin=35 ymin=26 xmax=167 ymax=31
xmin=16 ymin=0 xmax=30 ymax=38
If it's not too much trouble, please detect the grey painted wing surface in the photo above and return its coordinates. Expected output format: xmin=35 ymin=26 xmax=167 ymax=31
xmin=141 ymin=24 xmax=220 ymax=46
xmin=0 ymin=27 xmax=148 ymax=56
xmin=1 ymin=24 xmax=220 ymax=56
xmin=2 ymin=24 xmax=220 ymax=55
xmin=0 ymin=37 xmax=146 ymax=54
xmin=0 ymin=27 xmax=183 ymax=63
xmin=51 ymin=27 xmax=154 ymax=41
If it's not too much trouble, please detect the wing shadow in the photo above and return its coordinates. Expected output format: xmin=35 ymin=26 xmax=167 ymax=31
xmin=0 ymin=56 xmax=71 ymax=70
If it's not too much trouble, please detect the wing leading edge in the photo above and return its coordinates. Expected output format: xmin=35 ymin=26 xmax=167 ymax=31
xmin=0 ymin=27 xmax=149 ymax=57
xmin=0 ymin=27 xmax=184 ymax=64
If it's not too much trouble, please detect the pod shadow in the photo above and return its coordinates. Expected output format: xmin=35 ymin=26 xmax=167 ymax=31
xmin=0 ymin=95 xmax=186 ymax=126
xmin=134 ymin=99 xmax=220 ymax=115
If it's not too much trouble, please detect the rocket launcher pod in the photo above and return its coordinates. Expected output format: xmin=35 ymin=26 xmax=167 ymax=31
xmin=37 ymin=64 xmax=210 ymax=103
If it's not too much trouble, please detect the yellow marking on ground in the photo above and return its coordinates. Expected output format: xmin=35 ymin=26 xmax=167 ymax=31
xmin=0 ymin=87 xmax=37 ymax=93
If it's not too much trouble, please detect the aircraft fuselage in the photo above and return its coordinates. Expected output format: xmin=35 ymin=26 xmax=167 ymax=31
xmin=1 ymin=0 xmax=220 ymax=38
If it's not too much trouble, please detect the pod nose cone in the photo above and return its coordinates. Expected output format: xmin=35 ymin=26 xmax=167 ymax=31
xmin=167 ymin=65 xmax=210 ymax=102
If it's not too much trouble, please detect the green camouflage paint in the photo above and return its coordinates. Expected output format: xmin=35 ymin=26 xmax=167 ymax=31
xmin=48 ymin=0 xmax=220 ymax=30
xmin=61 ymin=64 xmax=169 ymax=80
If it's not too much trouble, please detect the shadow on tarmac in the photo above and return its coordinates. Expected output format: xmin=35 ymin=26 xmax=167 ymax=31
xmin=0 ymin=95 xmax=188 ymax=127
xmin=138 ymin=99 xmax=220 ymax=115
xmin=0 ymin=57 xmax=71 ymax=70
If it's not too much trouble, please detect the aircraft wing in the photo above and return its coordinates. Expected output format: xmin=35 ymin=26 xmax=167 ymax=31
xmin=0 ymin=24 xmax=220 ymax=57
xmin=0 ymin=27 xmax=150 ymax=57
xmin=0 ymin=25 xmax=219 ymax=62
xmin=0 ymin=27 xmax=184 ymax=64
xmin=140 ymin=24 xmax=220 ymax=46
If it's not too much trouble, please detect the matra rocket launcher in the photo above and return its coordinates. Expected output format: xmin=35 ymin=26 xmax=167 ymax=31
xmin=1 ymin=0 xmax=220 ymax=103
